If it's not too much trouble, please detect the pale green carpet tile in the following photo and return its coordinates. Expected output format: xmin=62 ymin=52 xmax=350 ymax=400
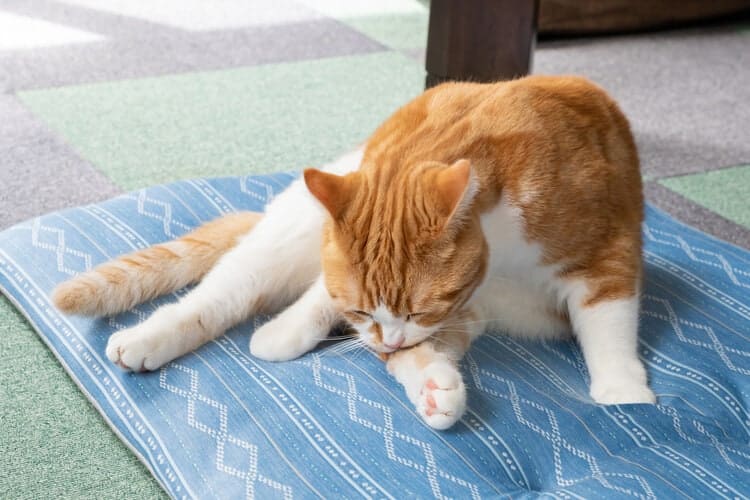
xmin=0 ymin=296 xmax=166 ymax=499
xmin=344 ymin=12 xmax=429 ymax=51
xmin=660 ymin=164 xmax=750 ymax=229
xmin=19 ymin=52 xmax=425 ymax=190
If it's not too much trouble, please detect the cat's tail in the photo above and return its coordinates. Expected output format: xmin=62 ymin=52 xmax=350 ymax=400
xmin=52 ymin=211 xmax=262 ymax=317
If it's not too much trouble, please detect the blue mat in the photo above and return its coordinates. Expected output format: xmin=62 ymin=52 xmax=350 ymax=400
xmin=1 ymin=173 xmax=749 ymax=499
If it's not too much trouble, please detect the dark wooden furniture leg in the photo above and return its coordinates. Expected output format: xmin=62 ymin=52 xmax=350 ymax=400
xmin=425 ymin=0 xmax=539 ymax=88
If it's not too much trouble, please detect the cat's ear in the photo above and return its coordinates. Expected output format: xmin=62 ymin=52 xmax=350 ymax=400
xmin=435 ymin=159 xmax=478 ymax=225
xmin=304 ymin=168 xmax=354 ymax=219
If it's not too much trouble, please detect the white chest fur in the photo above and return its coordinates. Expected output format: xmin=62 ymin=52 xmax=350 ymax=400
xmin=469 ymin=197 xmax=569 ymax=339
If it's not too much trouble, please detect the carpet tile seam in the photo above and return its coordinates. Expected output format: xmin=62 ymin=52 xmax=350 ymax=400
xmin=0 ymin=285 xmax=175 ymax=499
xmin=654 ymin=163 xmax=750 ymax=181
xmin=13 ymin=46 xmax=396 ymax=95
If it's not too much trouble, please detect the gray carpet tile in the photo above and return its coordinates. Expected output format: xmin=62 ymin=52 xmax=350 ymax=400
xmin=171 ymin=20 xmax=386 ymax=72
xmin=60 ymin=0 xmax=324 ymax=31
xmin=534 ymin=27 xmax=750 ymax=180
xmin=0 ymin=0 xmax=186 ymax=39
xmin=0 ymin=19 xmax=386 ymax=92
xmin=644 ymin=181 xmax=750 ymax=249
xmin=0 ymin=95 xmax=122 ymax=228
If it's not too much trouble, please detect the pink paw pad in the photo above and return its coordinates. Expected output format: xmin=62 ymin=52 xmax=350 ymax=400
xmin=423 ymin=379 xmax=446 ymax=416
xmin=416 ymin=365 xmax=467 ymax=429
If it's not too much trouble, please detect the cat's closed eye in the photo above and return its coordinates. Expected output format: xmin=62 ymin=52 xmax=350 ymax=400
xmin=406 ymin=312 xmax=426 ymax=321
xmin=342 ymin=310 xmax=371 ymax=323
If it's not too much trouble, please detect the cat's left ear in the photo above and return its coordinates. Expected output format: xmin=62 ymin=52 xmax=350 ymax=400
xmin=304 ymin=168 xmax=355 ymax=219
xmin=435 ymin=159 xmax=479 ymax=226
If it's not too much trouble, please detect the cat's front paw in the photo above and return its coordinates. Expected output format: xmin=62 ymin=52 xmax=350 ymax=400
xmin=250 ymin=312 xmax=322 ymax=362
xmin=106 ymin=323 xmax=175 ymax=372
xmin=105 ymin=305 xmax=185 ymax=371
xmin=417 ymin=362 xmax=467 ymax=430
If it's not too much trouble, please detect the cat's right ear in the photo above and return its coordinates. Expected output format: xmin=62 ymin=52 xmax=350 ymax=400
xmin=434 ymin=159 xmax=478 ymax=224
xmin=304 ymin=169 xmax=353 ymax=219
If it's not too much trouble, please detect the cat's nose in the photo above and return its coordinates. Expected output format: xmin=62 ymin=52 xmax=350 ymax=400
xmin=384 ymin=336 xmax=404 ymax=350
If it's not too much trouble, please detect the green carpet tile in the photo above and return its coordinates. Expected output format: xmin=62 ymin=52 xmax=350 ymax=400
xmin=19 ymin=52 xmax=425 ymax=191
xmin=660 ymin=164 xmax=750 ymax=229
xmin=0 ymin=296 xmax=166 ymax=499
xmin=344 ymin=12 xmax=429 ymax=51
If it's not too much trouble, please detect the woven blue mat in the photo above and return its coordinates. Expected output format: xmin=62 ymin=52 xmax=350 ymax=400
xmin=1 ymin=173 xmax=748 ymax=499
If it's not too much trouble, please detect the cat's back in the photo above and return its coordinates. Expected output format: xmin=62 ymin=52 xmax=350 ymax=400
xmin=431 ymin=76 xmax=634 ymax=152
xmin=367 ymin=75 xmax=636 ymax=169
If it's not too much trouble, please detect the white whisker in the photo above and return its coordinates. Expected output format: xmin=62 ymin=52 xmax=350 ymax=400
xmin=323 ymin=337 xmax=368 ymax=357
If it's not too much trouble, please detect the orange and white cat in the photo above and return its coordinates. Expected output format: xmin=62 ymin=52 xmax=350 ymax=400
xmin=53 ymin=75 xmax=655 ymax=430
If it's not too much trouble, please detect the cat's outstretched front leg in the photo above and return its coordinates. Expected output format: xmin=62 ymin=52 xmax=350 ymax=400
xmin=106 ymin=178 xmax=326 ymax=371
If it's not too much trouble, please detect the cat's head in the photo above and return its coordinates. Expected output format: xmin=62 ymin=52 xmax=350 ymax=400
xmin=304 ymin=159 xmax=488 ymax=353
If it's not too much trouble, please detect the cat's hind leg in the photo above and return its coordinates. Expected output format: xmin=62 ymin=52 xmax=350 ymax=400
xmin=566 ymin=282 xmax=656 ymax=404
xmin=53 ymin=211 xmax=262 ymax=316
